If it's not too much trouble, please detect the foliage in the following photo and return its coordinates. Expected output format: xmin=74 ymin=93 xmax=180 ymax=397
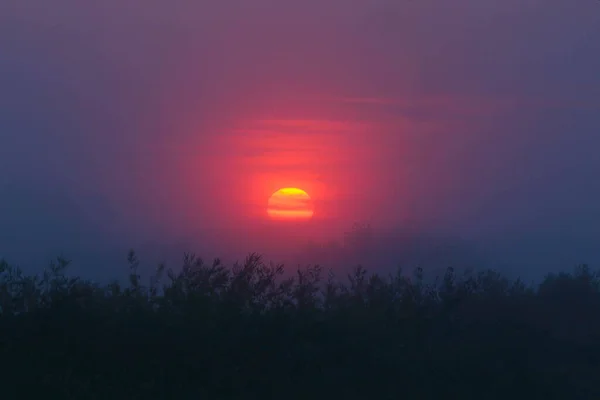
xmin=1 ymin=253 xmax=600 ymax=399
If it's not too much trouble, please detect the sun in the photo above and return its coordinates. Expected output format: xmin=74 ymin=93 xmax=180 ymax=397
xmin=267 ymin=187 xmax=314 ymax=220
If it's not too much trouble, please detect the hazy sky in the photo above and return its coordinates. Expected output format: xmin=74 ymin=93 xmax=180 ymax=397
xmin=1 ymin=0 xmax=600 ymax=279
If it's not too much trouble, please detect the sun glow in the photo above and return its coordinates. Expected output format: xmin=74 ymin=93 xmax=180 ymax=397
xmin=267 ymin=188 xmax=314 ymax=220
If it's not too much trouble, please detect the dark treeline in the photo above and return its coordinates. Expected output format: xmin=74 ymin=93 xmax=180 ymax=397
xmin=1 ymin=251 xmax=599 ymax=399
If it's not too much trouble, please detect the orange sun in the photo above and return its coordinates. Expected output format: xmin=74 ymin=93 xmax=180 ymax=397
xmin=267 ymin=188 xmax=314 ymax=220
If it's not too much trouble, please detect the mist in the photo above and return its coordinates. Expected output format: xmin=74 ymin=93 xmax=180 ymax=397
xmin=1 ymin=0 xmax=600 ymax=281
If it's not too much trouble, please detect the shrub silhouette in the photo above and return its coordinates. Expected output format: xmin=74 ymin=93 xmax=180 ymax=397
xmin=1 ymin=253 xmax=600 ymax=399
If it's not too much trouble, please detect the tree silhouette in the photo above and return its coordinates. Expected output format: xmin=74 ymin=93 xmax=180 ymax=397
xmin=0 ymin=252 xmax=599 ymax=399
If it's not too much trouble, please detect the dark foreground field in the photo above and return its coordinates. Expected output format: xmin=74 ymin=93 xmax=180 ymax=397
xmin=1 ymin=252 xmax=599 ymax=399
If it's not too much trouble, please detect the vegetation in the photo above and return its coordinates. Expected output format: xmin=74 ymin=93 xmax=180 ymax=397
xmin=1 ymin=251 xmax=599 ymax=399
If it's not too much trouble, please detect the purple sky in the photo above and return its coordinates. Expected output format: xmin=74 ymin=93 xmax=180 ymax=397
xmin=1 ymin=0 xmax=600 ymax=279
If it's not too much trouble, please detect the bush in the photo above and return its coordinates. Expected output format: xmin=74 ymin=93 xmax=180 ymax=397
xmin=0 ymin=253 xmax=599 ymax=399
